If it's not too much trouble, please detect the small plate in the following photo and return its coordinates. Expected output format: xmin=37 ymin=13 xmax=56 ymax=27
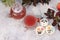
xmin=36 ymin=26 xmax=45 ymax=35
xmin=46 ymin=25 xmax=55 ymax=35
xmin=40 ymin=18 xmax=48 ymax=27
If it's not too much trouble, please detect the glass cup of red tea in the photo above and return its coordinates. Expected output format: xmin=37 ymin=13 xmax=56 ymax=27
xmin=24 ymin=15 xmax=39 ymax=29
xmin=10 ymin=3 xmax=26 ymax=19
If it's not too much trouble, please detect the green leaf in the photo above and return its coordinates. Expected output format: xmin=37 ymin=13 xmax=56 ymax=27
xmin=2 ymin=0 xmax=15 ymax=7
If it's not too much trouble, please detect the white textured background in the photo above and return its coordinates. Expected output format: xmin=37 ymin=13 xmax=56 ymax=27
xmin=0 ymin=0 xmax=60 ymax=40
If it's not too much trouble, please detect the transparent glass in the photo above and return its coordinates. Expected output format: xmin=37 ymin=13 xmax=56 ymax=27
xmin=23 ymin=14 xmax=38 ymax=29
xmin=9 ymin=2 xmax=26 ymax=19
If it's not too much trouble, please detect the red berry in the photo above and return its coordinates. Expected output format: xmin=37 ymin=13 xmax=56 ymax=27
xmin=57 ymin=3 xmax=60 ymax=11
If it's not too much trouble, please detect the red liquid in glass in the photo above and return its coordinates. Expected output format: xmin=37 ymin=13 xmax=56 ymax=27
xmin=10 ymin=7 xmax=26 ymax=19
xmin=24 ymin=15 xmax=37 ymax=28
xmin=9 ymin=3 xmax=26 ymax=19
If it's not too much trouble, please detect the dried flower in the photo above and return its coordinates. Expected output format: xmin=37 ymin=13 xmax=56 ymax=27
xmin=52 ymin=11 xmax=60 ymax=31
xmin=44 ymin=8 xmax=55 ymax=19
xmin=22 ymin=0 xmax=51 ymax=6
